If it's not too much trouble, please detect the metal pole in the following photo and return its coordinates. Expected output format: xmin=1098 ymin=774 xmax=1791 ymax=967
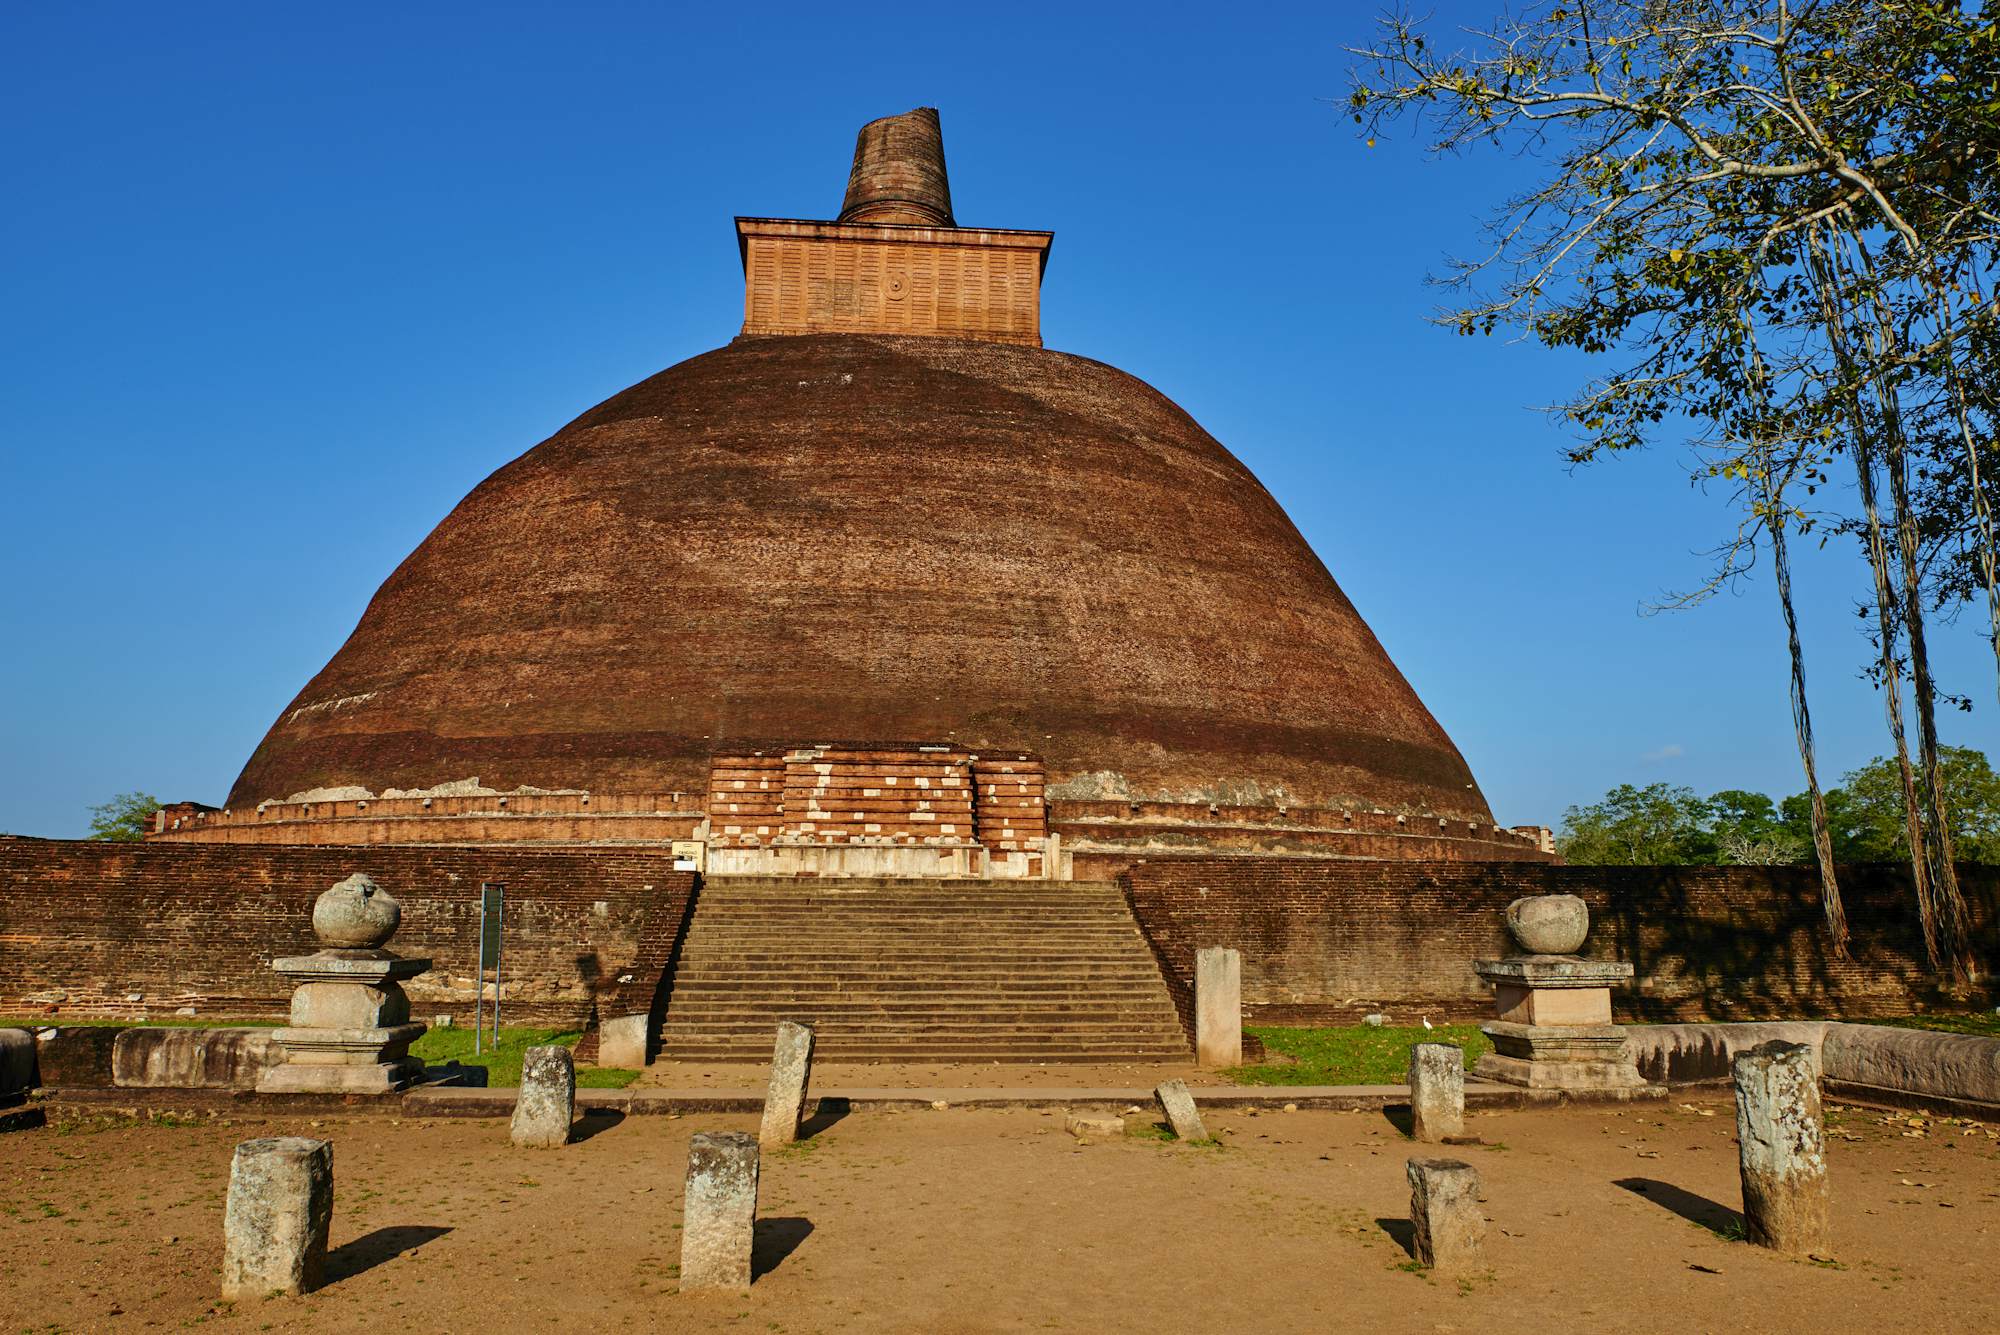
xmin=493 ymin=908 xmax=503 ymax=1039
xmin=474 ymin=905 xmax=486 ymax=1057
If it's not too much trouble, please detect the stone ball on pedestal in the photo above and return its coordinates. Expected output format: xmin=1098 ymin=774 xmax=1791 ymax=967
xmin=311 ymin=873 xmax=401 ymax=949
xmin=1505 ymin=894 xmax=1589 ymax=955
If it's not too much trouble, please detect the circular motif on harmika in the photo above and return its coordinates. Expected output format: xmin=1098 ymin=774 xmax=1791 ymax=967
xmin=885 ymin=270 xmax=908 ymax=301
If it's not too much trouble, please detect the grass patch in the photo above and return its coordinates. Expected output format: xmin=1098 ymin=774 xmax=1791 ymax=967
xmin=1229 ymin=1024 xmax=1490 ymax=1086
xmin=1865 ymin=1011 xmax=2000 ymax=1039
xmin=408 ymin=1026 xmax=640 ymax=1089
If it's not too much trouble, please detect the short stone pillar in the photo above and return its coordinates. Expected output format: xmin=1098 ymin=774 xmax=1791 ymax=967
xmin=1154 ymin=1078 xmax=1209 ymax=1142
xmin=1472 ymin=894 xmax=1646 ymax=1092
xmin=1733 ymin=1040 xmax=1830 ymax=1256
xmin=1406 ymin=1156 xmax=1484 ymax=1270
xmin=511 ymin=1046 xmax=575 ymax=1148
xmin=681 ymin=1131 xmax=759 ymax=1291
xmin=759 ymin=1021 xmax=816 ymax=1148
xmin=220 ymin=1137 xmax=333 ymax=1300
xmin=1194 ymin=946 xmax=1242 ymax=1067
xmin=1408 ymin=1042 xmax=1464 ymax=1142
xmin=258 ymin=874 xmax=430 ymax=1095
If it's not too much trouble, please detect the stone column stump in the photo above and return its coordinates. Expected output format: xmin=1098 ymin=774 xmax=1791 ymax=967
xmin=759 ymin=1021 xmax=816 ymax=1148
xmin=1733 ymin=1040 xmax=1831 ymax=1256
xmin=682 ymin=1131 xmax=760 ymax=1291
xmin=1408 ymin=1042 xmax=1465 ymax=1142
xmin=1154 ymin=1078 xmax=1209 ymax=1142
xmin=1194 ymin=946 xmax=1242 ymax=1068
xmin=1406 ymin=1156 xmax=1484 ymax=1271
xmin=220 ymin=1137 xmax=333 ymax=1300
xmin=511 ymin=1045 xmax=576 ymax=1148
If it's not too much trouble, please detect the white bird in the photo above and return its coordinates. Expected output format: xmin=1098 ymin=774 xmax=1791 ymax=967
xmin=1421 ymin=1016 xmax=1434 ymax=1031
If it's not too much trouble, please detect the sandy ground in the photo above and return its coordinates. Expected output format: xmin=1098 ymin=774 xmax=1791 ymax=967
xmin=2 ymin=1095 xmax=1995 ymax=1334
xmin=633 ymin=1057 xmax=1219 ymax=1090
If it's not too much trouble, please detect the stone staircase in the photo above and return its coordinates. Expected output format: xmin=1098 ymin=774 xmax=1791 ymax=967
xmin=655 ymin=877 xmax=1190 ymax=1063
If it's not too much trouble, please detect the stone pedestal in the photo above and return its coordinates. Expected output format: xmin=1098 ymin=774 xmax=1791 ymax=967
xmin=1472 ymin=896 xmax=1646 ymax=1093
xmin=258 ymin=875 xmax=431 ymax=1095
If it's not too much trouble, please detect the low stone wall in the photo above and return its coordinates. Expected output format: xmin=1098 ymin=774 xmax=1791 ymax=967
xmin=1620 ymin=1021 xmax=1835 ymax=1085
xmin=1621 ymin=1019 xmax=2000 ymax=1116
xmin=1123 ymin=859 xmax=1998 ymax=1024
xmin=0 ymin=838 xmax=695 ymax=1029
xmin=112 ymin=1027 xmax=282 ymax=1089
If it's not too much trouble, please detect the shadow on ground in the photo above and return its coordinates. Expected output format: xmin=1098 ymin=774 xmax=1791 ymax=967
xmin=325 ymin=1225 xmax=452 ymax=1284
xmin=572 ymin=1109 xmax=625 ymax=1142
xmin=1375 ymin=1217 xmax=1417 ymax=1258
xmin=1615 ymin=1177 xmax=1744 ymax=1235
xmin=753 ymin=1217 xmax=814 ymax=1279
xmin=801 ymin=1098 xmax=851 ymax=1137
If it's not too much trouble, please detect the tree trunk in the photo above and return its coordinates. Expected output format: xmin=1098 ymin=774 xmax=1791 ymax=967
xmin=1763 ymin=471 xmax=1848 ymax=956
xmin=1806 ymin=232 xmax=1937 ymax=965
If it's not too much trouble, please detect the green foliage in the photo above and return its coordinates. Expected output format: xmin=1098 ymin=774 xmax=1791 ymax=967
xmin=1556 ymin=783 xmax=1718 ymax=865
xmin=407 ymin=1024 xmax=640 ymax=1089
xmin=1560 ymin=748 xmax=2000 ymax=864
xmin=1230 ymin=1023 xmax=1489 ymax=1086
xmin=86 ymin=792 xmax=159 ymax=842
xmin=1836 ymin=746 xmax=2000 ymax=862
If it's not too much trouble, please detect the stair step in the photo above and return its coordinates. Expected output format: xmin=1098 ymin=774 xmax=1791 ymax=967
xmin=652 ymin=875 xmax=1186 ymax=1062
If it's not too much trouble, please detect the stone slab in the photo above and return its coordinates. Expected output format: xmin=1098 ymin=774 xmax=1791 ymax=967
xmin=270 ymin=954 xmax=432 ymax=984
xmin=258 ymin=1057 xmax=424 ymax=1094
xmin=112 ymin=1027 xmax=283 ymax=1090
xmin=1474 ymin=1051 xmax=1650 ymax=1091
xmin=1066 ymin=1112 xmax=1126 ymax=1137
xmin=597 ymin=1013 xmax=651 ymax=1069
xmin=1195 ymin=946 xmax=1242 ymax=1068
xmin=1153 ymin=1079 xmax=1208 ymax=1141
xmin=1474 ymin=957 xmax=1635 ymax=987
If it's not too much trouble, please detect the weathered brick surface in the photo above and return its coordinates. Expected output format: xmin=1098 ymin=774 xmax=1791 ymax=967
xmin=1124 ymin=859 xmax=2000 ymax=1024
xmin=220 ymin=333 xmax=1502 ymax=836
xmin=0 ymin=838 xmax=693 ymax=1029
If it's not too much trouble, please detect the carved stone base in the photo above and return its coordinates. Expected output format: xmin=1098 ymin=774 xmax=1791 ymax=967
xmin=1476 ymin=1020 xmax=1648 ymax=1091
xmin=256 ymin=1022 xmax=428 ymax=1095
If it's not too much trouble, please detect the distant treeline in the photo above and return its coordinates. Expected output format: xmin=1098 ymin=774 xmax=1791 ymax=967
xmin=1558 ymin=746 xmax=2000 ymax=867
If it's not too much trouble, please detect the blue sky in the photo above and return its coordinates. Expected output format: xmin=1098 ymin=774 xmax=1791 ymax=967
xmin=3 ymin=2 xmax=1994 ymax=838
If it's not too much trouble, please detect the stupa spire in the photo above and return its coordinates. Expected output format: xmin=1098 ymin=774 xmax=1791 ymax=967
xmin=838 ymin=107 xmax=954 ymax=227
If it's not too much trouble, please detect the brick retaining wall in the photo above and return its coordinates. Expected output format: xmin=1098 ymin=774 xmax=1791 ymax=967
xmin=0 ymin=838 xmax=694 ymax=1029
xmin=1122 ymin=859 xmax=2000 ymax=1024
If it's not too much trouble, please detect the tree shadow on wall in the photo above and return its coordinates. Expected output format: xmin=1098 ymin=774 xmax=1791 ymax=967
xmin=1580 ymin=864 xmax=1992 ymax=1021
xmin=324 ymin=1225 xmax=452 ymax=1285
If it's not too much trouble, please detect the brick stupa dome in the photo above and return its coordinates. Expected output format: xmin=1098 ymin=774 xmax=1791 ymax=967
xmin=172 ymin=110 xmax=1544 ymax=868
